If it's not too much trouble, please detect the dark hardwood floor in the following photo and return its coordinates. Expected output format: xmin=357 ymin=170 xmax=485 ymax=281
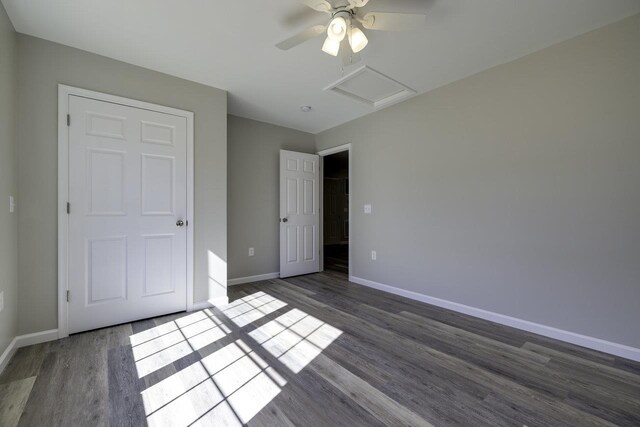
xmin=1 ymin=271 xmax=639 ymax=426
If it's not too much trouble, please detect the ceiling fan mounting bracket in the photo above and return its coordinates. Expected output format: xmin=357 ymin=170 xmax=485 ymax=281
xmin=330 ymin=9 xmax=354 ymax=20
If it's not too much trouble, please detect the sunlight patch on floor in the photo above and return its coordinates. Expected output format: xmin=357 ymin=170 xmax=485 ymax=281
xmin=221 ymin=292 xmax=287 ymax=328
xmin=249 ymin=308 xmax=343 ymax=373
xmin=132 ymin=291 xmax=342 ymax=425
xmin=143 ymin=339 xmax=285 ymax=427
xmin=129 ymin=319 xmax=179 ymax=347
xmin=129 ymin=311 xmax=230 ymax=378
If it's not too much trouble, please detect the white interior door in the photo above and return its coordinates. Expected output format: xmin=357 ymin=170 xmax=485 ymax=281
xmin=280 ymin=150 xmax=320 ymax=278
xmin=67 ymin=95 xmax=188 ymax=334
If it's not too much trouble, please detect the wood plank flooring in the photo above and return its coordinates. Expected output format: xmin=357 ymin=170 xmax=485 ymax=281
xmin=1 ymin=271 xmax=639 ymax=426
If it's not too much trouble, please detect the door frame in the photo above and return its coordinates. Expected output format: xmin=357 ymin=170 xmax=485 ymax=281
xmin=318 ymin=143 xmax=352 ymax=279
xmin=57 ymin=84 xmax=195 ymax=338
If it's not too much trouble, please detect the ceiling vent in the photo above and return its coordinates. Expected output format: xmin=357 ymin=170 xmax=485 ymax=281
xmin=324 ymin=65 xmax=416 ymax=109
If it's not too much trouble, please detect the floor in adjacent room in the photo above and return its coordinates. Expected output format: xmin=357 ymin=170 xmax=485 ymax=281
xmin=1 ymin=271 xmax=639 ymax=426
xmin=324 ymin=244 xmax=349 ymax=274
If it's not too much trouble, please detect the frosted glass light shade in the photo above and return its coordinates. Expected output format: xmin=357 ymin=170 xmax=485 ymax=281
xmin=322 ymin=37 xmax=340 ymax=56
xmin=348 ymin=27 xmax=368 ymax=53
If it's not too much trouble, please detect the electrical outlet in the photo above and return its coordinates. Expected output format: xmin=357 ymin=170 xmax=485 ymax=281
xmin=0 ymin=291 xmax=4 ymax=313
xmin=248 ymin=247 xmax=255 ymax=257
xmin=364 ymin=204 xmax=372 ymax=214
xmin=9 ymin=196 xmax=15 ymax=213
xmin=371 ymin=250 xmax=377 ymax=261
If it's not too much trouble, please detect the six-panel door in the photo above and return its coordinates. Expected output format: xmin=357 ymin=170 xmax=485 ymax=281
xmin=279 ymin=150 xmax=320 ymax=278
xmin=67 ymin=95 xmax=187 ymax=334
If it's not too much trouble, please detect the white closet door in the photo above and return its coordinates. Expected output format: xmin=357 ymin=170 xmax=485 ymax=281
xmin=279 ymin=150 xmax=320 ymax=278
xmin=67 ymin=95 xmax=187 ymax=334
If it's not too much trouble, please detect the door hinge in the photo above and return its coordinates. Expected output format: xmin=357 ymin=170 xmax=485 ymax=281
xmin=66 ymin=290 xmax=70 ymax=302
xmin=67 ymin=114 xmax=71 ymax=127
xmin=66 ymin=202 xmax=71 ymax=214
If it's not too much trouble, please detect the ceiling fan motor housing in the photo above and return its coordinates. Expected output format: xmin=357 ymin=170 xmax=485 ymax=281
xmin=328 ymin=11 xmax=352 ymax=41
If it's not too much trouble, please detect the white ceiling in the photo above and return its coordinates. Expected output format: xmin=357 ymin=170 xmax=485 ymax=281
xmin=3 ymin=0 xmax=639 ymax=133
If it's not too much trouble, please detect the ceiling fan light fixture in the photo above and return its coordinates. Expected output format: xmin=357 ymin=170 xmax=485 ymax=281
xmin=348 ymin=27 xmax=368 ymax=53
xmin=327 ymin=16 xmax=347 ymax=41
xmin=322 ymin=36 xmax=340 ymax=56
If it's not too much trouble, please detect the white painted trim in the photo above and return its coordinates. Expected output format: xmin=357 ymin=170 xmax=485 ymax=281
xmin=185 ymin=99 xmax=195 ymax=312
xmin=318 ymin=143 xmax=351 ymax=157
xmin=350 ymin=276 xmax=640 ymax=362
xmin=318 ymin=143 xmax=352 ymax=279
xmin=15 ymin=329 xmax=60 ymax=348
xmin=58 ymin=86 xmax=70 ymax=339
xmin=0 ymin=338 xmax=17 ymax=375
xmin=0 ymin=329 xmax=60 ymax=375
xmin=228 ymin=272 xmax=280 ymax=286
xmin=57 ymin=84 xmax=195 ymax=338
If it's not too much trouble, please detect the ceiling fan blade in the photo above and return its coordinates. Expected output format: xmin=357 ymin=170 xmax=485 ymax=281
xmin=300 ymin=0 xmax=333 ymax=13
xmin=276 ymin=24 xmax=327 ymax=50
xmin=360 ymin=12 xmax=426 ymax=31
xmin=347 ymin=0 xmax=371 ymax=7
xmin=281 ymin=6 xmax=325 ymax=29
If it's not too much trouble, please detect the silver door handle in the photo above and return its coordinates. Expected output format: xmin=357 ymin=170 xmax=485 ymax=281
xmin=176 ymin=220 xmax=184 ymax=227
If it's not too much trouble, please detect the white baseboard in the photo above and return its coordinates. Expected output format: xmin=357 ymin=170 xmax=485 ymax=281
xmin=14 ymin=329 xmax=59 ymax=348
xmin=228 ymin=272 xmax=280 ymax=286
xmin=0 ymin=329 xmax=59 ymax=375
xmin=0 ymin=338 xmax=17 ymax=375
xmin=349 ymin=276 xmax=640 ymax=362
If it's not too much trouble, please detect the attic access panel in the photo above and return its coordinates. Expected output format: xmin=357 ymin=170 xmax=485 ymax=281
xmin=324 ymin=65 xmax=416 ymax=109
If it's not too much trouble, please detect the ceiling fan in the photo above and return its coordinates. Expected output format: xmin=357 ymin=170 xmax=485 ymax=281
xmin=276 ymin=0 xmax=425 ymax=62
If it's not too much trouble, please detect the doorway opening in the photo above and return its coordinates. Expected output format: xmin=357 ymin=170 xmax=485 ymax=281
xmin=321 ymin=149 xmax=350 ymax=275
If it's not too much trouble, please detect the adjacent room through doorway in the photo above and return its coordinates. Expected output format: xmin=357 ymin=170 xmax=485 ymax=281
xmin=322 ymin=150 xmax=349 ymax=274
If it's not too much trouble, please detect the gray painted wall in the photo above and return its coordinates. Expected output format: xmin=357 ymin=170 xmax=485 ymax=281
xmin=16 ymin=34 xmax=227 ymax=335
xmin=0 ymin=2 xmax=18 ymax=355
xmin=227 ymin=115 xmax=315 ymax=280
xmin=316 ymin=14 xmax=640 ymax=348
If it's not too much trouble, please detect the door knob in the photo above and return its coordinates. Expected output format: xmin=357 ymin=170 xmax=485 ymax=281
xmin=176 ymin=220 xmax=184 ymax=227
xmin=282 ymin=218 xmax=288 ymax=223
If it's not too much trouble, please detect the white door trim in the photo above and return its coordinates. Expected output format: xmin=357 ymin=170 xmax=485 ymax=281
xmin=318 ymin=143 xmax=352 ymax=279
xmin=57 ymin=84 xmax=195 ymax=338
xmin=318 ymin=144 xmax=351 ymax=157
